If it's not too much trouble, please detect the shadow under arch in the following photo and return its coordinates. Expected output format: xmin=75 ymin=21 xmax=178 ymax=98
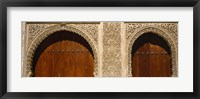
xmin=131 ymin=32 xmax=171 ymax=55
xmin=131 ymin=32 xmax=172 ymax=77
xmin=32 ymin=30 xmax=94 ymax=77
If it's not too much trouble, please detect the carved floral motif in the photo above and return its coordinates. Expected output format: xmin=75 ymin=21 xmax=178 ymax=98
xmin=67 ymin=24 xmax=98 ymax=44
xmin=102 ymin=22 xmax=122 ymax=76
xmin=126 ymin=23 xmax=178 ymax=41
xmin=27 ymin=24 xmax=56 ymax=46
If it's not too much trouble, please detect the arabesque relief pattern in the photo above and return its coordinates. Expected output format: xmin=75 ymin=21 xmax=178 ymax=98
xmin=22 ymin=22 xmax=178 ymax=77
xmin=102 ymin=22 xmax=122 ymax=76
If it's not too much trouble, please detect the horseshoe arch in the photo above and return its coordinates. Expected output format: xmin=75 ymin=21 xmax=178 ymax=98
xmin=127 ymin=26 xmax=178 ymax=77
xmin=23 ymin=24 xmax=99 ymax=77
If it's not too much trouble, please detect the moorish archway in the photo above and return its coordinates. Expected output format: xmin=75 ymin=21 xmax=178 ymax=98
xmin=23 ymin=24 xmax=98 ymax=77
xmin=127 ymin=26 xmax=178 ymax=77
xmin=131 ymin=33 xmax=172 ymax=77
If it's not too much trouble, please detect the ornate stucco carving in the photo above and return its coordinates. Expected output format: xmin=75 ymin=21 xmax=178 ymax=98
xmin=126 ymin=23 xmax=178 ymax=40
xmin=27 ymin=23 xmax=98 ymax=46
xmin=125 ymin=23 xmax=178 ymax=77
xmin=22 ymin=22 xmax=178 ymax=77
xmin=68 ymin=24 xmax=98 ymax=44
xmin=102 ymin=22 xmax=122 ymax=76
xmin=27 ymin=24 xmax=56 ymax=46
xmin=23 ymin=23 xmax=99 ymax=77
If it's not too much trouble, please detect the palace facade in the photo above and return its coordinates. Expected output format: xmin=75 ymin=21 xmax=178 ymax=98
xmin=22 ymin=22 xmax=178 ymax=77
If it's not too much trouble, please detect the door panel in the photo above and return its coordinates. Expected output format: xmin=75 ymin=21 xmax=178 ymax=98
xmin=132 ymin=33 xmax=172 ymax=77
xmin=34 ymin=31 xmax=94 ymax=77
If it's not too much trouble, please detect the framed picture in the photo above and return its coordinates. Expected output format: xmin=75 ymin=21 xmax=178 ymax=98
xmin=0 ymin=0 xmax=199 ymax=99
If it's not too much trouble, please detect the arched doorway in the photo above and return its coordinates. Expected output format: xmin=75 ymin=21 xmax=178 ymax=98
xmin=131 ymin=33 xmax=172 ymax=77
xmin=32 ymin=31 xmax=94 ymax=77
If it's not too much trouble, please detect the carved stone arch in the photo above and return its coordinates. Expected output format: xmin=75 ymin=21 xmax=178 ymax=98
xmin=24 ymin=24 xmax=99 ymax=77
xmin=127 ymin=26 xmax=178 ymax=77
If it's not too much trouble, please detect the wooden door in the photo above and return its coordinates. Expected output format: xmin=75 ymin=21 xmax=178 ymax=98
xmin=33 ymin=31 xmax=94 ymax=77
xmin=132 ymin=33 xmax=172 ymax=77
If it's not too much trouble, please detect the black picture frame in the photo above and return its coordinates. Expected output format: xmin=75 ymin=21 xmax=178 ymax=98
xmin=0 ymin=0 xmax=199 ymax=99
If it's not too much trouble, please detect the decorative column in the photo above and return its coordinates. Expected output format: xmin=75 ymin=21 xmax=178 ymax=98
xmin=120 ymin=22 xmax=128 ymax=77
xmin=98 ymin=22 xmax=104 ymax=77
xmin=21 ymin=22 xmax=27 ymax=77
xmin=102 ymin=22 xmax=122 ymax=77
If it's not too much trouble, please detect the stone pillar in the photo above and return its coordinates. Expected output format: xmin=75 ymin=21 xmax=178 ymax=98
xmin=22 ymin=22 xmax=29 ymax=77
xmin=120 ymin=22 xmax=128 ymax=77
xmin=98 ymin=22 xmax=103 ymax=77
